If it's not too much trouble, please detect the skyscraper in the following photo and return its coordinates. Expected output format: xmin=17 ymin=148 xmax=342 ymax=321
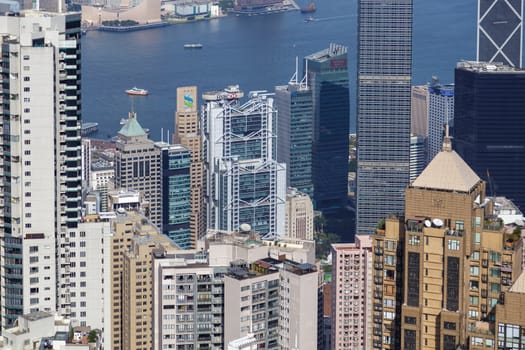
xmin=305 ymin=44 xmax=349 ymax=211
xmin=427 ymin=80 xmax=454 ymax=163
xmin=0 ymin=12 xmax=82 ymax=329
xmin=454 ymin=61 xmax=525 ymax=212
xmin=202 ymin=86 xmax=286 ymax=238
xmin=371 ymin=136 xmax=523 ymax=349
xmin=115 ymin=114 xmax=192 ymax=244
xmin=356 ymin=0 xmax=413 ymax=234
xmin=275 ymin=72 xmax=314 ymax=198
xmin=331 ymin=236 xmax=373 ymax=350
xmin=175 ymin=86 xmax=206 ymax=246
xmin=477 ymin=0 xmax=523 ymax=67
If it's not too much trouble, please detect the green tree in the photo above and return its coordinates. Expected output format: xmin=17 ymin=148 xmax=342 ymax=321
xmin=88 ymin=330 xmax=97 ymax=343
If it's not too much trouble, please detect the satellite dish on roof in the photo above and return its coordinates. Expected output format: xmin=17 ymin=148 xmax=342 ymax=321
xmin=424 ymin=220 xmax=432 ymax=227
xmin=239 ymin=223 xmax=251 ymax=233
xmin=432 ymin=218 xmax=444 ymax=227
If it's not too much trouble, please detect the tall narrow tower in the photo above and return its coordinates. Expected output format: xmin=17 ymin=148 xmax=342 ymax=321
xmin=478 ymin=0 xmax=523 ymax=67
xmin=305 ymin=44 xmax=349 ymax=211
xmin=356 ymin=0 xmax=413 ymax=234
xmin=174 ymin=86 xmax=205 ymax=246
xmin=0 ymin=12 xmax=82 ymax=329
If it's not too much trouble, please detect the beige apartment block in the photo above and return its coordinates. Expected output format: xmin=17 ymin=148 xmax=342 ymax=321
xmin=285 ymin=188 xmax=314 ymax=240
xmin=370 ymin=137 xmax=523 ymax=350
xmin=103 ymin=211 xmax=170 ymax=350
xmin=495 ymin=271 xmax=525 ymax=349
xmin=175 ymin=86 xmax=206 ymax=247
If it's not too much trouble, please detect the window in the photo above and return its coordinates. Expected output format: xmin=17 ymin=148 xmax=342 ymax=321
xmin=471 ymin=337 xmax=483 ymax=346
xmin=384 ymin=255 xmax=396 ymax=266
xmin=29 ymin=246 xmax=38 ymax=253
xmin=405 ymin=316 xmax=416 ymax=325
xmin=383 ymin=299 xmax=395 ymax=308
xmin=24 ymin=140 xmax=30 ymax=145
xmin=383 ymin=311 xmax=395 ymax=320
xmin=470 ymin=266 xmax=480 ymax=276
xmin=23 ymin=77 xmax=30 ymax=81
xmin=490 ymin=283 xmax=500 ymax=293
xmin=408 ymin=235 xmax=420 ymax=246
xmin=384 ymin=240 xmax=396 ymax=251
xmin=23 ymin=87 xmax=30 ymax=92
xmin=469 ymin=295 xmax=479 ymax=306
xmin=444 ymin=322 xmax=456 ymax=330
xmin=490 ymin=268 xmax=500 ymax=278
xmin=471 ymin=251 xmax=480 ymax=260
xmin=23 ymin=55 xmax=29 ymax=60
xmin=23 ymin=97 xmax=30 ymax=102
xmin=455 ymin=220 xmax=464 ymax=231
xmin=474 ymin=232 xmax=481 ymax=244
xmin=448 ymin=239 xmax=460 ymax=250
xmin=474 ymin=216 xmax=481 ymax=227
xmin=468 ymin=310 xmax=479 ymax=319
xmin=489 ymin=251 xmax=501 ymax=263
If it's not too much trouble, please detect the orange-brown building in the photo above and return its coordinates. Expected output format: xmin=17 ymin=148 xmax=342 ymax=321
xmin=371 ymin=137 xmax=523 ymax=350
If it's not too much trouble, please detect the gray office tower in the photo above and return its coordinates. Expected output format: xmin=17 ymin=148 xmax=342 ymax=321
xmin=275 ymin=66 xmax=314 ymax=198
xmin=455 ymin=61 xmax=525 ymax=212
xmin=305 ymin=44 xmax=349 ymax=211
xmin=356 ymin=0 xmax=413 ymax=234
xmin=477 ymin=0 xmax=523 ymax=67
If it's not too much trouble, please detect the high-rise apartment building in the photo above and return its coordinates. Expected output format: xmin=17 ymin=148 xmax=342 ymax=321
xmin=495 ymin=271 xmax=525 ymax=349
xmin=411 ymin=85 xmax=429 ymax=138
xmin=175 ymin=86 xmax=206 ymax=246
xmin=331 ymin=236 xmax=373 ymax=350
xmin=285 ymin=188 xmax=314 ymax=240
xmin=356 ymin=0 xmax=413 ymax=234
xmin=371 ymin=136 xmax=523 ymax=349
xmin=0 ymin=12 xmax=82 ymax=329
xmin=477 ymin=0 xmax=523 ymax=67
xmin=305 ymin=44 xmax=349 ymax=211
xmin=202 ymin=86 xmax=286 ymax=238
xmin=275 ymin=72 xmax=314 ymax=198
xmin=454 ymin=61 xmax=525 ymax=212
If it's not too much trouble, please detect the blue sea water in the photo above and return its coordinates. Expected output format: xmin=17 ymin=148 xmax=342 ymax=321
xmin=82 ymin=1 xmax=477 ymax=139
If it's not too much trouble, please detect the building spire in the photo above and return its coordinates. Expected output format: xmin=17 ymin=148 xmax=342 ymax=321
xmin=442 ymin=121 xmax=452 ymax=152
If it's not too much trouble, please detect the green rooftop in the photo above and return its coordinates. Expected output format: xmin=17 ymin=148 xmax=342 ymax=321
xmin=118 ymin=113 xmax=147 ymax=137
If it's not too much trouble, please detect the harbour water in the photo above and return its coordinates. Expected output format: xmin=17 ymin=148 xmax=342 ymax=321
xmin=82 ymin=1 xmax=477 ymax=139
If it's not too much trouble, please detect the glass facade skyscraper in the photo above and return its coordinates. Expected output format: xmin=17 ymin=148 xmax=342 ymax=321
xmin=275 ymin=81 xmax=314 ymax=198
xmin=305 ymin=44 xmax=349 ymax=211
xmin=356 ymin=0 xmax=413 ymax=234
xmin=477 ymin=0 xmax=523 ymax=68
xmin=159 ymin=144 xmax=191 ymax=249
xmin=454 ymin=61 xmax=525 ymax=212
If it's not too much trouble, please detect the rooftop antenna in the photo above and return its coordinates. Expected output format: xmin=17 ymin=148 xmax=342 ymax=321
xmin=299 ymin=59 xmax=309 ymax=90
xmin=289 ymin=56 xmax=299 ymax=85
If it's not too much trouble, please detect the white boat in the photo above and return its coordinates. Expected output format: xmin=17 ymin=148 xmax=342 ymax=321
xmin=184 ymin=43 xmax=203 ymax=49
xmin=125 ymin=87 xmax=148 ymax=96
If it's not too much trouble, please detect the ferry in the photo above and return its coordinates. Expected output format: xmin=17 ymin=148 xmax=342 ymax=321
xmin=126 ymin=87 xmax=148 ymax=96
xmin=81 ymin=122 xmax=98 ymax=136
xmin=300 ymin=0 xmax=316 ymax=13
xmin=184 ymin=43 xmax=203 ymax=49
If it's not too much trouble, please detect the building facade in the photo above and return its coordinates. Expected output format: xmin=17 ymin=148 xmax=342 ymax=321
xmin=477 ymin=0 xmax=523 ymax=67
xmin=275 ymin=76 xmax=314 ymax=198
xmin=356 ymin=0 xmax=413 ymax=234
xmin=0 ymin=12 xmax=82 ymax=329
xmin=285 ymin=188 xmax=314 ymax=240
xmin=202 ymin=87 xmax=286 ymax=238
xmin=454 ymin=61 xmax=525 ymax=213
xmin=175 ymin=86 xmax=206 ymax=246
xmin=157 ymin=143 xmax=192 ymax=248
xmin=371 ymin=136 xmax=523 ymax=350
xmin=409 ymin=135 xmax=426 ymax=181
xmin=305 ymin=44 xmax=349 ymax=211
xmin=331 ymin=236 xmax=373 ymax=350
xmin=427 ymin=80 xmax=454 ymax=163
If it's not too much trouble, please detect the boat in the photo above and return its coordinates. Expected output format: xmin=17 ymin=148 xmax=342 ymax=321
xmin=184 ymin=43 xmax=203 ymax=49
xmin=300 ymin=0 xmax=316 ymax=13
xmin=304 ymin=16 xmax=315 ymax=22
xmin=126 ymin=87 xmax=148 ymax=96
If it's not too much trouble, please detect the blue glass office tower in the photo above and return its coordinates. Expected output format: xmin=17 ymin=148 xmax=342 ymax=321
xmin=158 ymin=143 xmax=192 ymax=249
xmin=356 ymin=0 xmax=413 ymax=234
xmin=454 ymin=61 xmax=525 ymax=211
xmin=275 ymin=78 xmax=314 ymax=198
xmin=305 ymin=44 xmax=349 ymax=210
